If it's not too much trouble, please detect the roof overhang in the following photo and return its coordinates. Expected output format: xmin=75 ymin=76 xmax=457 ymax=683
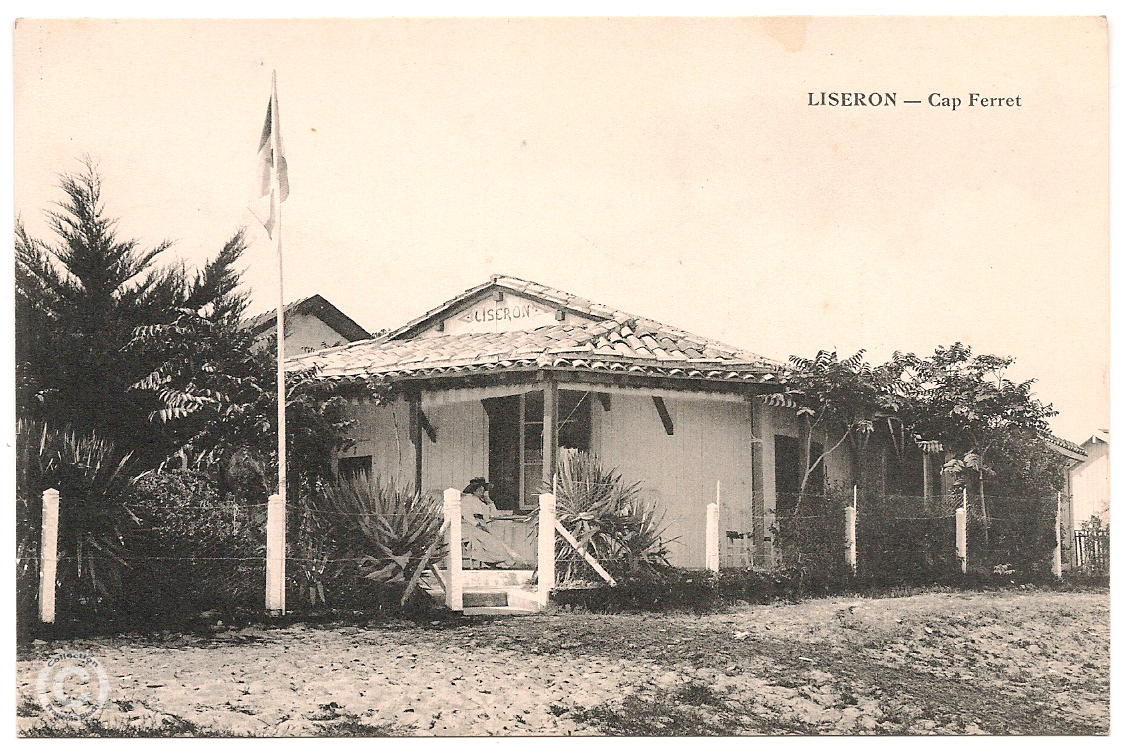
xmin=299 ymin=363 xmax=781 ymax=402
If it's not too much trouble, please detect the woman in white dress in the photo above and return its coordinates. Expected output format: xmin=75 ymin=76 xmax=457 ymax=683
xmin=460 ymin=478 xmax=523 ymax=568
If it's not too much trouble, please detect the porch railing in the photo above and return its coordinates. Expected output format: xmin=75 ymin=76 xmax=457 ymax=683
xmin=432 ymin=488 xmax=615 ymax=612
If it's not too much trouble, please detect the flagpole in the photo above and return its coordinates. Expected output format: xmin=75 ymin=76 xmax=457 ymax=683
xmin=267 ymin=70 xmax=287 ymax=616
xmin=275 ymin=218 xmax=286 ymax=483
xmin=274 ymin=176 xmax=286 ymax=615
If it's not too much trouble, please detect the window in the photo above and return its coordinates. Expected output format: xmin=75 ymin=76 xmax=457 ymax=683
xmin=338 ymin=455 xmax=372 ymax=483
xmin=483 ymin=389 xmax=592 ymax=512
xmin=887 ymin=449 xmax=942 ymax=499
xmin=774 ymin=435 xmax=801 ymax=514
xmin=521 ymin=390 xmax=544 ymax=509
xmin=558 ymin=390 xmax=592 ymax=453
xmin=774 ymin=435 xmax=823 ymax=515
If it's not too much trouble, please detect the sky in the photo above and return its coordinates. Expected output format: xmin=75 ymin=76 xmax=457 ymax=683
xmin=11 ymin=16 xmax=1109 ymax=443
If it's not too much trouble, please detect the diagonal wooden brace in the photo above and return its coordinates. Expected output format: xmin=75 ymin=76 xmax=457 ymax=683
xmin=555 ymin=520 xmax=617 ymax=586
xmin=401 ymin=517 xmax=451 ymax=606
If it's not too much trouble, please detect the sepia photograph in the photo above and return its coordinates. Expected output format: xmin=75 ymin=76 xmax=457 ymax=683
xmin=11 ymin=14 xmax=1110 ymax=737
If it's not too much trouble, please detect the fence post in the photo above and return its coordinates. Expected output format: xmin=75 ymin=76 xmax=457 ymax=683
xmin=845 ymin=505 xmax=857 ymax=575
xmin=443 ymin=488 xmax=462 ymax=611
xmin=266 ymin=493 xmax=286 ymax=614
xmin=39 ymin=488 xmax=60 ymax=624
xmin=1052 ymin=492 xmax=1063 ymax=579
xmin=538 ymin=492 xmax=556 ymax=606
xmin=706 ymin=502 xmax=720 ymax=573
xmin=955 ymin=506 xmax=967 ymax=574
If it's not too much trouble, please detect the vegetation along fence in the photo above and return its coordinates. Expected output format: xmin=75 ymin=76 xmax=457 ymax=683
xmin=25 ymin=476 xmax=1074 ymax=629
xmin=716 ymin=488 xmax=1069 ymax=584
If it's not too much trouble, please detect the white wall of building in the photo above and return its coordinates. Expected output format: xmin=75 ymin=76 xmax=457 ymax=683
xmin=1070 ymin=436 xmax=1110 ymax=526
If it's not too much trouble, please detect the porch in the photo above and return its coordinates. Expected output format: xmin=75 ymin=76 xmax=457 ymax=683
xmin=337 ymin=376 xmax=776 ymax=570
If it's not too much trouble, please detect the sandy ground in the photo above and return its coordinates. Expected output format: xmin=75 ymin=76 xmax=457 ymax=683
xmin=16 ymin=588 xmax=1109 ymax=736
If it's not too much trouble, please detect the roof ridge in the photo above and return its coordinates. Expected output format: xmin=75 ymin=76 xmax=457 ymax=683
xmin=374 ymin=274 xmax=780 ymax=367
xmin=241 ymin=295 xmax=314 ymax=331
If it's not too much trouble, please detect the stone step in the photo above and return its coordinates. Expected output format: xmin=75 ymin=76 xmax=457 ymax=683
xmin=462 ymin=590 xmax=508 ymax=608
xmin=462 ymin=606 xmax=538 ymax=616
xmin=420 ymin=574 xmax=542 ymax=614
xmin=452 ymin=568 xmax=536 ymax=587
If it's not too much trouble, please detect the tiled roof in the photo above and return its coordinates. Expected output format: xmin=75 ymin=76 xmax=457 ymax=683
xmin=1044 ymin=433 xmax=1087 ymax=458
xmin=289 ymin=277 xmax=782 ymax=386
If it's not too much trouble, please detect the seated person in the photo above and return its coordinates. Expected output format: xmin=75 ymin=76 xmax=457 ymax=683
xmin=460 ymin=478 xmax=524 ymax=568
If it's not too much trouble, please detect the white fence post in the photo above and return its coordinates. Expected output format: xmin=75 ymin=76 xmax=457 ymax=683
xmin=706 ymin=480 xmax=720 ymax=572
xmin=845 ymin=505 xmax=857 ymax=575
xmin=538 ymin=492 xmax=556 ymax=606
xmin=443 ymin=488 xmax=463 ymax=611
xmin=1052 ymin=492 xmax=1063 ymax=579
xmin=266 ymin=493 xmax=286 ymax=614
xmin=955 ymin=506 xmax=967 ymax=574
xmin=706 ymin=502 xmax=720 ymax=573
xmin=39 ymin=488 xmax=59 ymax=624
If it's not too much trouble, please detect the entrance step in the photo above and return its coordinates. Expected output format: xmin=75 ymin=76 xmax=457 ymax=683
xmin=420 ymin=570 xmax=542 ymax=615
xmin=463 ymin=590 xmax=508 ymax=608
xmin=461 ymin=606 xmax=538 ymax=616
xmin=456 ymin=569 xmax=535 ymax=588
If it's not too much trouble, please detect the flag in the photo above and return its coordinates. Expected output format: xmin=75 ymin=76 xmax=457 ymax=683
xmin=249 ymin=71 xmax=289 ymax=238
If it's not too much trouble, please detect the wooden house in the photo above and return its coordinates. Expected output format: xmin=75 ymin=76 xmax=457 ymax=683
xmin=290 ymin=275 xmax=868 ymax=571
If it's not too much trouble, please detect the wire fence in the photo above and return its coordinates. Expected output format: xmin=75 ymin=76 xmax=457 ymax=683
xmin=718 ymin=491 xmax=1067 ymax=582
xmin=856 ymin=492 xmax=961 ymax=579
xmin=118 ymin=501 xmax=268 ymax=619
xmin=22 ymin=481 xmax=1078 ymax=627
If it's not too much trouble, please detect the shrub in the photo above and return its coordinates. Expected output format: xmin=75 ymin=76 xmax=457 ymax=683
xmin=121 ymin=469 xmax=265 ymax=619
xmin=966 ymin=495 xmax=1059 ymax=581
xmin=553 ymin=567 xmax=720 ymax=613
xmin=552 ymin=566 xmax=825 ymax=613
xmin=309 ymin=475 xmax=445 ymax=609
xmin=554 ymin=449 xmax=673 ymax=580
xmin=772 ymin=487 xmax=852 ymax=588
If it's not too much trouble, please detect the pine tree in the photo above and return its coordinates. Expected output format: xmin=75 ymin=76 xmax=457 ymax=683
xmin=15 ymin=159 xmax=247 ymax=467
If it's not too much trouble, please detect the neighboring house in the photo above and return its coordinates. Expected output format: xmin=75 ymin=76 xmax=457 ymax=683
xmin=243 ymin=294 xmax=371 ymax=354
xmin=290 ymin=275 xmax=876 ymax=570
xmin=1069 ymin=430 xmax=1109 ymax=527
xmin=1044 ymin=434 xmax=1089 ymax=571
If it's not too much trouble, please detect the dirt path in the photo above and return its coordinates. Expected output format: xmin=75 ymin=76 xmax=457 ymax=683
xmin=16 ymin=588 xmax=1108 ymax=736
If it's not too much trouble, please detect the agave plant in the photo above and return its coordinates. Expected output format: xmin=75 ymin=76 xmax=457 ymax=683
xmin=313 ymin=475 xmax=445 ymax=602
xmin=554 ymin=449 xmax=673 ymax=580
xmin=15 ymin=419 xmax=137 ymax=617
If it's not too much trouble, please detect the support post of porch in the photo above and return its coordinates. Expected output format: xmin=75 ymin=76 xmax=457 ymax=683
xmin=443 ymin=488 xmax=462 ymax=611
xmin=922 ymin=451 xmax=933 ymax=514
xmin=410 ymin=397 xmax=424 ymax=494
xmin=542 ymin=378 xmax=558 ymax=490
xmin=750 ymin=397 xmax=766 ymax=568
xmin=538 ymin=492 xmax=556 ymax=607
